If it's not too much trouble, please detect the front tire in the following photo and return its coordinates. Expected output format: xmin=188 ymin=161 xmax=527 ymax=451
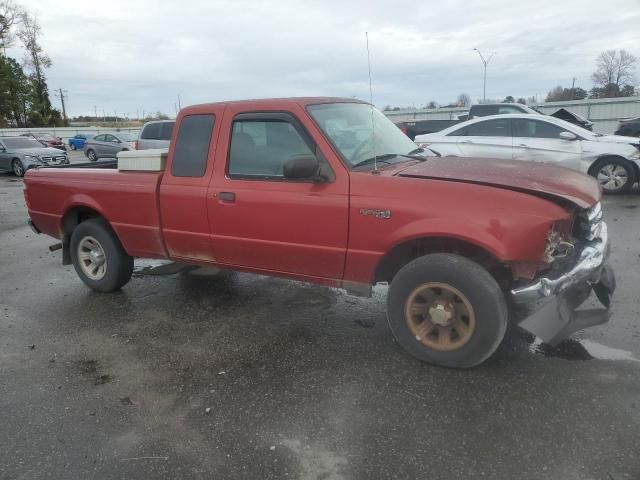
xmin=70 ymin=143 xmax=77 ymax=150
xmin=86 ymin=149 xmax=97 ymax=161
xmin=590 ymin=157 xmax=636 ymax=194
xmin=387 ymin=253 xmax=508 ymax=368
xmin=12 ymin=159 xmax=24 ymax=177
xmin=70 ymin=218 xmax=133 ymax=292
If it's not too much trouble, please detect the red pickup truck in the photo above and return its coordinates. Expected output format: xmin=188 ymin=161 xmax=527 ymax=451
xmin=23 ymin=97 xmax=615 ymax=368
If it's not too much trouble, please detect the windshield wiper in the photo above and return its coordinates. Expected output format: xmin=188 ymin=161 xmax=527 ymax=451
xmin=391 ymin=148 xmax=428 ymax=161
xmin=351 ymin=153 xmax=398 ymax=169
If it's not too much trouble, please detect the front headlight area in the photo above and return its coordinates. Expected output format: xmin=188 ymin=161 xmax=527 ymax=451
xmin=543 ymin=219 xmax=575 ymax=265
xmin=23 ymin=154 xmax=43 ymax=163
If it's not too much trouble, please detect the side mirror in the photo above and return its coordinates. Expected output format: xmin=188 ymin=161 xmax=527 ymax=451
xmin=283 ymin=155 xmax=323 ymax=181
xmin=559 ymin=131 xmax=577 ymax=141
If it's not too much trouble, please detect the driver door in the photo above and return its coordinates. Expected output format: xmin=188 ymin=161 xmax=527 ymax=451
xmin=208 ymin=108 xmax=349 ymax=279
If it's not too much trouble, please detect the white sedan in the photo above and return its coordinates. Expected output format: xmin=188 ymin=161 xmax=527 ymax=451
xmin=415 ymin=114 xmax=640 ymax=194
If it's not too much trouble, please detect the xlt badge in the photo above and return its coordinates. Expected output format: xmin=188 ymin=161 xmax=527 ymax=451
xmin=359 ymin=208 xmax=392 ymax=219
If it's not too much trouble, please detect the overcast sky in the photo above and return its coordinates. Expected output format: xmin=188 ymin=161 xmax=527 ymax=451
xmin=6 ymin=0 xmax=640 ymax=117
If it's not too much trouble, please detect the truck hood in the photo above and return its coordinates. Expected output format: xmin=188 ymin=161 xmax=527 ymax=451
xmin=394 ymin=157 xmax=600 ymax=209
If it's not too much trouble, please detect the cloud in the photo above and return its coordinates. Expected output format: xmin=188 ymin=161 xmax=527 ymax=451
xmin=7 ymin=0 xmax=640 ymax=116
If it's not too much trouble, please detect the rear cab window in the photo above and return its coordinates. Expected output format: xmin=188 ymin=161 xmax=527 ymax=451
xmin=171 ymin=115 xmax=215 ymax=177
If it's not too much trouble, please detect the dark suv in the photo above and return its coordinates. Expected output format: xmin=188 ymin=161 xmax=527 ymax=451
xmin=615 ymin=117 xmax=640 ymax=137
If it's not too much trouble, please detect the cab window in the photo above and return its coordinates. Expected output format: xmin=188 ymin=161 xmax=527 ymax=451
xmin=228 ymin=117 xmax=316 ymax=179
xmin=171 ymin=115 xmax=215 ymax=177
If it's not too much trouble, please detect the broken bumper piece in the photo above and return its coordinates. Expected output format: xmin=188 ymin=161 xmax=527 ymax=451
xmin=510 ymin=222 xmax=616 ymax=345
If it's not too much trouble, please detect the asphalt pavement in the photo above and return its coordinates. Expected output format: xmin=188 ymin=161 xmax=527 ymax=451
xmin=1 ymin=172 xmax=639 ymax=480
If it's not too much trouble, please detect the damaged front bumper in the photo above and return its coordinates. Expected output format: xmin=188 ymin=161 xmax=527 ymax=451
xmin=510 ymin=222 xmax=616 ymax=345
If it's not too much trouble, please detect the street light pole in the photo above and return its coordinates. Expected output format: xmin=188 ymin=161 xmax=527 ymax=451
xmin=473 ymin=48 xmax=496 ymax=103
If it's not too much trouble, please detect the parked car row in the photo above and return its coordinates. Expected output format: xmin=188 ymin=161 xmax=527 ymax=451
xmin=0 ymin=120 xmax=176 ymax=176
xmin=415 ymin=113 xmax=640 ymax=194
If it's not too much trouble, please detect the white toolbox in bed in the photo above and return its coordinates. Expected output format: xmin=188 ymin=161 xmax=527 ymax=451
xmin=117 ymin=149 xmax=168 ymax=171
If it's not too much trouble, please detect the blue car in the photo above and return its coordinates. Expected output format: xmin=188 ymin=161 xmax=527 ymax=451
xmin=68 ymin=134 xmax=91 ymax=150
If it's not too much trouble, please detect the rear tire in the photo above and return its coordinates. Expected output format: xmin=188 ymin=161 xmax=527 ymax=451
xmin=12 ymin=159 xmax=24 ymax=177
xmin=87 ymin=149 xmax=97 ymax=161
xmin=70 ymin=143 xmax=77 ymax=150
xmin=590 ymin=157 xmax=636 ymax=194
xmin=387 ymin=253 xmax=508 ymax=368
xmin=70 ymin=218 xmax=133 ymax=292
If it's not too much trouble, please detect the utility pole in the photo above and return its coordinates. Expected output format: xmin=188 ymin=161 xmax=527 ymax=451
xmin=473 ymin=48 xmax=496 ymax=103
xmin=54 ymin=88 xmax=68 ymax=124
xmin=94 ymin=105 xmax=97 ymax=120
xmin=177 ymin=95 xmax=181 ymax=110
xmin=572 ymin=77 xmax=576 ymax=99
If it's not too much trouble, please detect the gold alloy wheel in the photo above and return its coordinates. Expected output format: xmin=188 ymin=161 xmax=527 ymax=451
xmin=404 ymin=282 xmax=476 ymax=351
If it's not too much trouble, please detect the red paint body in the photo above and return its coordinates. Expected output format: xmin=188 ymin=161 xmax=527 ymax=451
xmin=24 ymin=97 xmax=601 ymax=289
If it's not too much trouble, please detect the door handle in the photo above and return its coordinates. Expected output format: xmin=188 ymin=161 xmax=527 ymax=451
xmin=518 ymin=144 xmax=529 ymax=147
xmin=460 ymin=140 xmax=473 ymax=144
xmin=218 ymin=191 xmax=236 ymax=203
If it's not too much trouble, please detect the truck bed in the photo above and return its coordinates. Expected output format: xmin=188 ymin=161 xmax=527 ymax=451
xmin=24 ymin=168 xmax=167 ymax=258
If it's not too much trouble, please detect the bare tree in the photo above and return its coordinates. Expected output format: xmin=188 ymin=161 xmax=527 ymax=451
xmin=457 ymin=93 xmax=471 ymax=107
xmin=426 ymin=100 xmax=438 ymax=109
xmin=591 ymin=49 xmax=636 ymax=94
xmin=0 ymin=0 xmax=24 ymax=55
xmin=17 ymin=11 xmax=51 ymax=114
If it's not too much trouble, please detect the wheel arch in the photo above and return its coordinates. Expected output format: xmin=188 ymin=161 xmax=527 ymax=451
xmin=588 ymin=154 xmax=640 ymax=178
xmin=61 ymin=204 xmax=117 ymax=265
xmin=373 ymin=236 xmax=511 ymax=287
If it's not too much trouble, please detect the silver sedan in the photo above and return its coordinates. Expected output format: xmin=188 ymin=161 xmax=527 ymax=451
xmin=83 ymin=132 xmax=137 ymax=161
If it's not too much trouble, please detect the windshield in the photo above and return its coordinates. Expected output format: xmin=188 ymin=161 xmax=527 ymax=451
xmin=307 ymin=102 xmax=419 ymax=169
xmin=117 ymin=133 xmax=137 ymax=142
xmin=3 ymin=137 xmax=45 ymax=149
